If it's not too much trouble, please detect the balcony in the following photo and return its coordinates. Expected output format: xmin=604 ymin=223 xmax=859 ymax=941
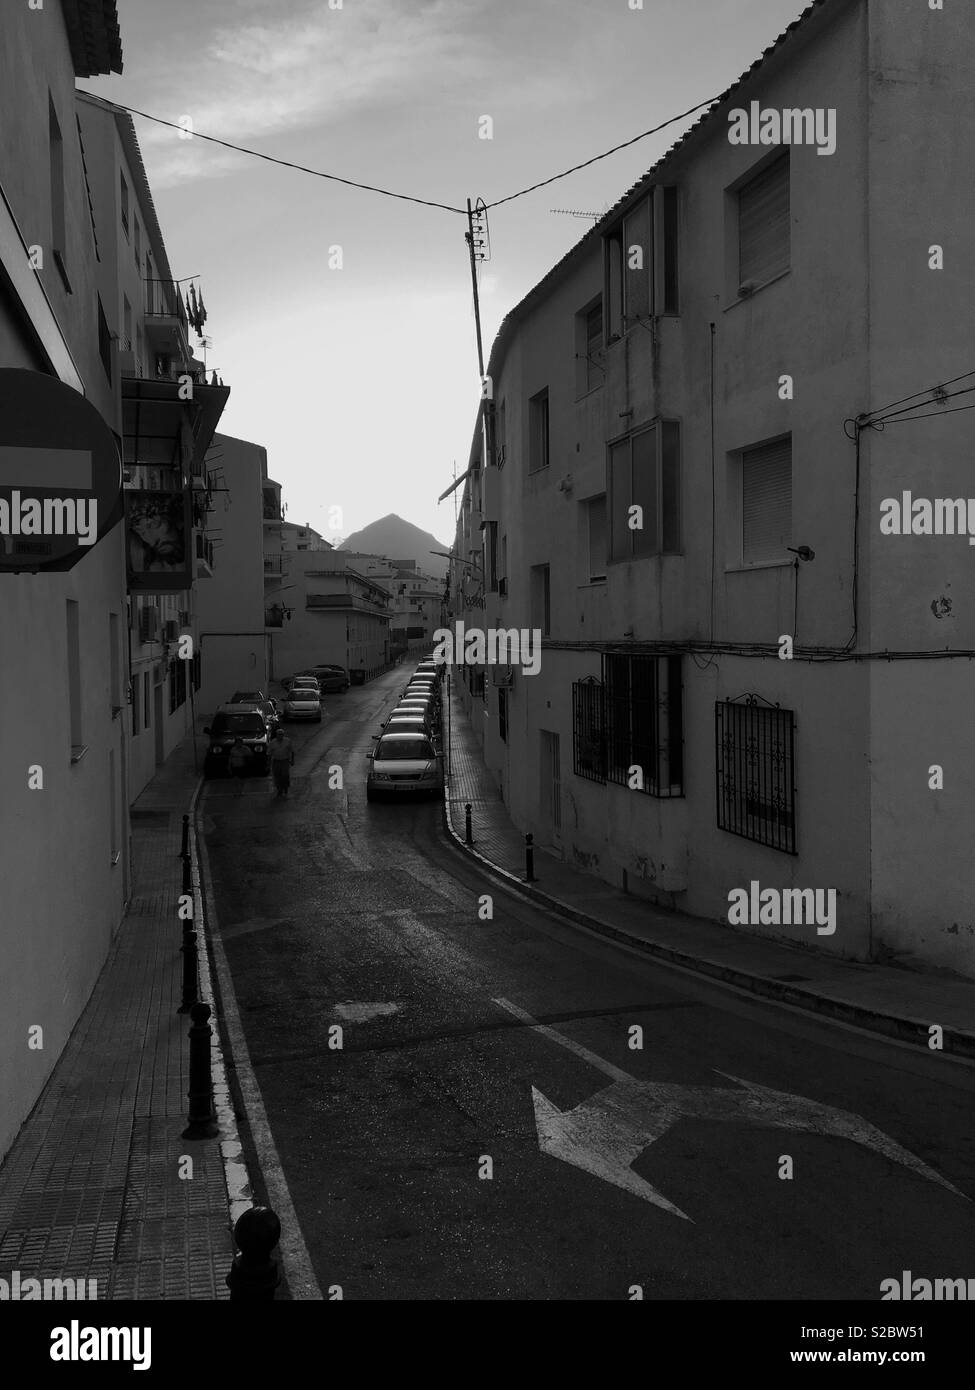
xmin=144 ymin=278 xmax=191 ymax=360
xmin=264 ymin=553 xmax=290 ymax=575
xmin=195 ymin=531 xmax=214 ymax=578
xmin=306 ymin=593 xmax=388 ymax=615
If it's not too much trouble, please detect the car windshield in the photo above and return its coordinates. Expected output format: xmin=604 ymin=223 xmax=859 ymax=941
xmin=288 ymin=690 xmax=318 ymax=701
xmin=232 ymin=692 xmax=262 ymax=701
xmin=376 ymin=738 xmax=433 ymax=760
xmin=212 ymin=714 xmax=265 ymax=735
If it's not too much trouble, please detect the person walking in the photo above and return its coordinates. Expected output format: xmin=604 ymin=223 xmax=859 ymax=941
xmin=269 ymin=727 xmax=295 ymax=797
xmin=227 ymin=737 xmax=248 ymax=796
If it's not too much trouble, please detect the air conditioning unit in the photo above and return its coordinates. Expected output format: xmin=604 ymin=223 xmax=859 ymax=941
xmin=139 ymin=605 xmax=159 ymax=642
xmin=164 ymin=619 xmax=180 ymax=641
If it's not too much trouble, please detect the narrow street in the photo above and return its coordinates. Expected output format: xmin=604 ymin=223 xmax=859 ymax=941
xmin=201 ymin=669 xmax=975 ymax=1301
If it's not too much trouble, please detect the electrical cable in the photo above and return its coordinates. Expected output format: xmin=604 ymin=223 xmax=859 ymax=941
xmin=482 ymin=95 xmax=723 ymax=210
xmin=859 ymin=369 xmax=975 ymax=423
xmin=77 ymin=93 xmax=468 ymax=214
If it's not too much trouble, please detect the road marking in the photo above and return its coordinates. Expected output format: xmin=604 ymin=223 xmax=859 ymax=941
xmin=333 ymin=1002 xmax=399 ymax=1022
xmin=493 ymin=997 xmax=967 ymax=1221
xmin=197 ymin=810 xmax=324 ymax=1300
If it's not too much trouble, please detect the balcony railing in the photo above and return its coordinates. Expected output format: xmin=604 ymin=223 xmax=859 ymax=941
xmin=144 ymin=278 xmax=189 ymax=325
xmin=264 ymin=553 xmax=290 ymax=574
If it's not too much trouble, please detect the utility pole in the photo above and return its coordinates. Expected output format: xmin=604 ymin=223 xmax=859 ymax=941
xmin=465 ymin=198 xmax=488 ymax=382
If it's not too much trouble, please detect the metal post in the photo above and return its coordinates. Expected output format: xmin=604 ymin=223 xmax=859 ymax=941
xmin=179 ymin=813 xmax=189 ymax=859
xmin=182 ymin=1001 xmax=218 ymax=1138
xmin=465 ymin=803 xmax=473 ymax=845
xmin=178 ymin=929 xmax=198 ymax=1013
xmin=525 ymin=833 xmax=535 ymax=882
xmin=226 ymin=1207 xmax=281 ymax=1301
xmin=181 ymin=852 xmax=191 ymax=897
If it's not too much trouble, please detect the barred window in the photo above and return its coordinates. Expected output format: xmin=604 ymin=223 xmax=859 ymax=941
xmin=572 ymin=676 xmax=605 ymax=782
xmin=604 ymin=654 xmax=683 ymax=797
xmin=715 ymin=697 xmax=796 ymax=853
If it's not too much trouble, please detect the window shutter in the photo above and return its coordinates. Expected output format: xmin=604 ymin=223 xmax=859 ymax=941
xmin=742 ymin=437 xmax=791 ymax=563
xmin=738 ymin=156 xmax=790 ymax=288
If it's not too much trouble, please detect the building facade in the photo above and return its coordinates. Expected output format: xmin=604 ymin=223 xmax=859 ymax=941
xmin=453 ymin=0 xmax=975 ymax=976
xmin=77 ymin=93 xmax=229 ymax=802
xmin=195 ymin=433 xmax=269 ymax=715
xmin=0 ymin=0 xmax=127 ymax=1161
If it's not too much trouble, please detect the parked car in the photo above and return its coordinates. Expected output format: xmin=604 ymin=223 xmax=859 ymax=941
xmin=282 ymin=686 xmax=322 ymax=722
xmin=230 ymin=689 xmax=267 ymax=704
xmin=382 ymin=713 xmax=438 ymax=739
xmin=257 ymin=698 xmax=280 ymax=734
xmin=304 ymin=664 xmax=349 ymax=693
xmin=282 ymin=674 xmax=320 ymax=695
xmin=204 ymin=705 xmax=270 ymax=777
xmin=366 ymin=732 xmax=443 ymax=801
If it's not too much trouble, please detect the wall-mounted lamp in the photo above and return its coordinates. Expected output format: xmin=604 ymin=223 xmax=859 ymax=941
xmin=787 ymin=546 xmax=816 ymax=562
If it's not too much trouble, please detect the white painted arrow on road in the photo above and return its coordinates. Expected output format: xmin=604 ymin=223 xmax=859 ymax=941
xmin=495 ymin=997 xmax=966 ymax=1221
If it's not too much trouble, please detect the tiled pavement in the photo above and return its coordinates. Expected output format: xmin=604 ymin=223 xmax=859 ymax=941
xmin=0 ymin=722 xmax=235 ymax=1300
xmin=443 ymin=682 xmax=975 ymax=1056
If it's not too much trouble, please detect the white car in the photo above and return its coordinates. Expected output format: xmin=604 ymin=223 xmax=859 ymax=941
xmin=282 ymin=687 xmax=322 ymax=722
xmin=366 ymin=732 xmax=443 ymax=801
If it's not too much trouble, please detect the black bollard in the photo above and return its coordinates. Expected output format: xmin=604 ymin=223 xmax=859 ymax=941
xmin=182 ymin=1001 xmax=218 ymax=1139
xmin=181 ymin=852 xmax=191 ymax=897
xmin=465 ymin=803 xmax=473 ymax=845
xmin=179 ymin=813 xmax=189 ymax=859
xmin=226 ymin=1206 xmax=281 ymax=1301
xmin=178 ymin=929 xmax=198 ymax=1014
xmin=525 ymin=832 xmax=535 ymax=882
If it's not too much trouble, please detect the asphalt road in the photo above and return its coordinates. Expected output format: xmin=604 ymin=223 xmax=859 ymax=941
xmin=200 ymin=667 xmax=975 ymax=1301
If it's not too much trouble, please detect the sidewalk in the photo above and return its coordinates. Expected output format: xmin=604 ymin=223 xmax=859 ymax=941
xmin=0 ymin=722 xmax=240 ymax=1299
xmin=443 ymin=686 xmax=975 ymax=1058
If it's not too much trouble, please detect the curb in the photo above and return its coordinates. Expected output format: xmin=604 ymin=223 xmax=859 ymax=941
xmin=440 ymin=795 xmax=975 ymax=1062
xmin=186 ymin=777 xmax=253 ymax=1238
xmin=193 ymin=784 xmax=324 ymax=1300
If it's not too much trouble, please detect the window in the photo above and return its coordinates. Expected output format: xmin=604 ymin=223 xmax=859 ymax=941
xmin=529 ymin=389 xmax=549 ymax=472
xmin=623 ymin=198 xmax=651 ymax=323
xmin=122 ymin=294 xmax=132 ymax=351
xmin=575 ymin=299 xmax=604 ymax=395
xmin=120 ymin=169 xmax=129 ymax=237
xmin=48 ymin=97 xmax=68 ymax=285
xmin=738 ymin=154 xmax=789 ymax=291
xmin=530 ymin=564 xmax=550 ymax=636
xmin=486 ymin=520 xmax=498 ymax=591
xmin=715 ymin=697 xmax=796 ymax=853
xmin=660 ymin=186 xmax=679 ymax=313
xmin=586 ymin=495 xmax=607 ymax=581
xmin=572 ymin=677 xmax=605 ymax=782
xmin=109 ymin=613 xmax=121 ymax=709
xmin=607 ymin=421 xmax=680 ymax=562
xmin=605 ymin=225 xmax=624 ymax=340
xmin=604 ymin=654 xmax=683 ymax=797
xmin=97 ymin=295 xmax=112 ymax=383
xmin=740 ymin=436 xmax=791 ymax=564
xmin=67 ymin=600 xmax=82 ymax=756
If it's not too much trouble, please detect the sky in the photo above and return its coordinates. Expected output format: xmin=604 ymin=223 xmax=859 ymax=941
xmin=83 ymin=0 xmax=811 ymax=549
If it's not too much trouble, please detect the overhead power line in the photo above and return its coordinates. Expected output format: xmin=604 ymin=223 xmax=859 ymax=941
xmin=77 ymin=93 xmax=468 ymax=215
xmin=79 ymin=89 xmax=724 ymax=218
xmin=482 ymin=94 xmax=723 ymax=210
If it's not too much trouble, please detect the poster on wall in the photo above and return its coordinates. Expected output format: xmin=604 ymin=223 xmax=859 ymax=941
xmin=124 ymin=488 xmax=192 ymax=592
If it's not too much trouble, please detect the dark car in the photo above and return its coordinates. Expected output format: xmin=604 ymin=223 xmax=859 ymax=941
xmin=304 ymin=664 xmax=349 ymax=693
xmin=230 ymin=689 xmax=267 ymax=704
xmin=204 ymin=706 xmax=270 ymax=777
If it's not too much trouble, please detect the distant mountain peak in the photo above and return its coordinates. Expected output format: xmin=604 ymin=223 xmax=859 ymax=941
xmin=337 ymin=514 xmax=450 ymax=578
